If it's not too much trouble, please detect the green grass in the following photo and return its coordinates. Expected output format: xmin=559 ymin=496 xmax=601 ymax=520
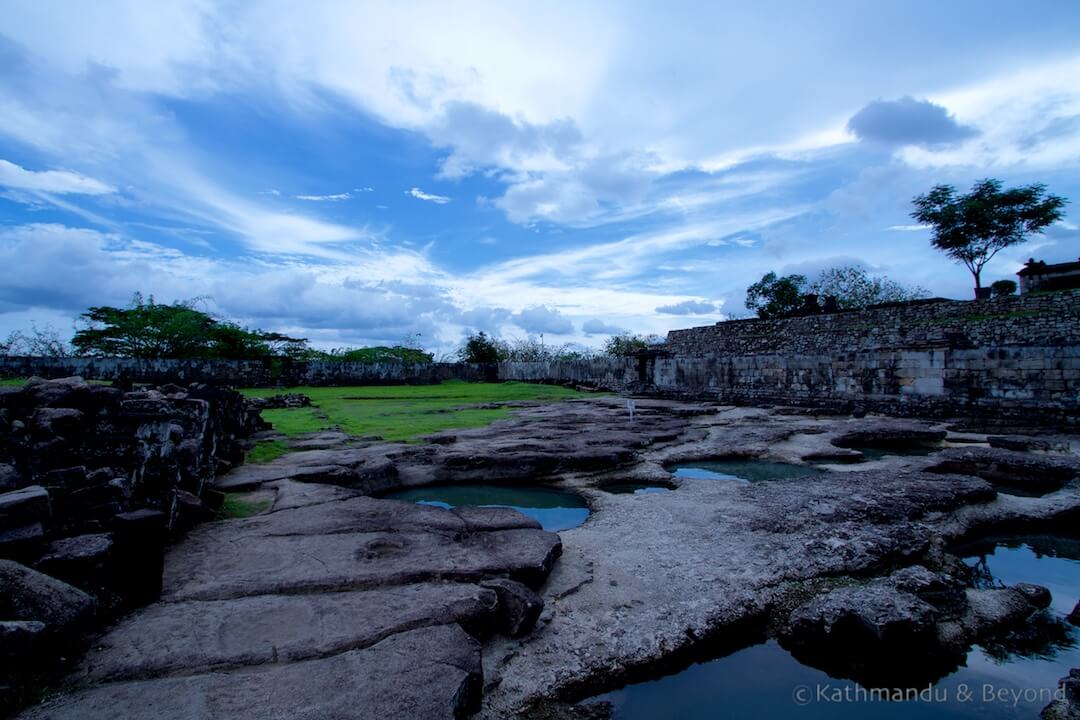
xmin=217 ymin=494 xmax=272 ymax=519
xmin=242 ymin=380 xmax=587 ymax=443
xmin=246 ymin=439 xmax=290 ymax=464
xmin=0 ymin=378 xmax=26 ymax=386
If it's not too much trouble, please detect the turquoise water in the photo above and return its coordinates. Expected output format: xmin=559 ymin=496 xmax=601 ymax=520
xmin=384 ymin=483 xmax=590 ymax=531
xmin=592 ymin=536 xmax=1080 ymax=719
xmin=667 ymin=460 xmax=823 ymax=483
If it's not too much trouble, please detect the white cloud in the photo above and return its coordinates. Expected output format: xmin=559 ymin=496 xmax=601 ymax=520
xmin=0 ymin=159 xmax=115 ymax=195
xmin=887 ymin=224 xmax=930 ymax=232
xmin=408 ymin=187 xmax=451 ymax=204
xmin=295 ymin=192 xmax=352 ymax=201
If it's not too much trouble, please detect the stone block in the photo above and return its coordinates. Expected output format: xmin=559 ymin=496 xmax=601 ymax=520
xmin=0 ymin=485 xmax=50 ymax=529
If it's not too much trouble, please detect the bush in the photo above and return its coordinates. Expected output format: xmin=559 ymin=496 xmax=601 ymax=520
xmin=457 ymin=331 xmax=504 ymax=363
xmin=990 ymin=279 xmax=1017 ymax=297
xmin=603 ymin=333 xmax=662 ymax=356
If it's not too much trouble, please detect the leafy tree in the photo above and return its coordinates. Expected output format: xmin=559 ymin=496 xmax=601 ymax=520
xmin=72 ymin=293 xmax=308 ymax=359
xmin=457 ymin=331 xmax=505 ymax=363
xmin=911 ymin=179 xmax=1067 ymax=297
xmin=305 ymin=346 xmax=434 ymax=364
xmin=808 ymin=266 xmax=928 ymax=309
xmin=745 ymin=272 xmax=806 ymax=318
xmin=990 ymin=279 xmax=1017 ymax=297
xmin=602 ymin=333 xmax=662 ymax=356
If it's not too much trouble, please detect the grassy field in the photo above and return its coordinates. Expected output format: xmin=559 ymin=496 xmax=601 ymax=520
xmin=241 ymin=380 xmax=588 ymax=444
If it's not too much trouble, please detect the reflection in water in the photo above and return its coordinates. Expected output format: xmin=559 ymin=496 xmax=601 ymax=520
xmin=591 ymin=536 xmax=1080 ymax=719
xmin=384 ymin=483 xmax=590 ymax=531
xmin=666 ymin=460 xmax=823 ymax=483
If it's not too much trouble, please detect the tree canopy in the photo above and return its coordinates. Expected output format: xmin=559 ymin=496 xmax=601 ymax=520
xmin=808 ymin=266 xmax=928 ymax=309
xmin=744 ymin=272 xmax=807 ymax=318
xmin=911 ymin=178 xmax=1067 ymax=295
xmin=72 ymin=294 xmax=308 ymax=359
xmin=745 ymin=267 xmax=927 ymax=318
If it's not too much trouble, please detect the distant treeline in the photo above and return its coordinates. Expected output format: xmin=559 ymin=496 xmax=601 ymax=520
xmin=1 ymin=294 xmax=433 ymax=363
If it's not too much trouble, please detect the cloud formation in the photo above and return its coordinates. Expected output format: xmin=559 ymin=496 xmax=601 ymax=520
xmin=295 ymin=192 xmax=352 ymax=201
xmin=847 ymin=97 xmax=978 ymax=148
xmin=408 ymin=187 xmax=450 ymax=204
xmin=655 ymin=299 xmax=717 ymax=315
xmin=582 ymin=318 xmax=625 ymax=335
xmin=0 ymin=159 xmax=115 ymax=195
xmin=514 ymin=305 xmax=574 ymax=335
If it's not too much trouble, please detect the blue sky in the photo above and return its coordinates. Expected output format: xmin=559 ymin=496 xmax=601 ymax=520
xmin=1 ymin=1 xmax=1078 ymax=354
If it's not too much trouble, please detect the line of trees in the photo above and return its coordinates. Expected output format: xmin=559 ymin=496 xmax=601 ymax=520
xmin=1 ymin=294 xmax=434 ymax=363
xmin=745 ymin=265 xmax=929 ymax=319
xmin=455 ymin=331 xmax=662 ymax=363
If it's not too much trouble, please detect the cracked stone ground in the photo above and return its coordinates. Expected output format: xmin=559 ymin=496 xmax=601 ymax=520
xmin=20 ymin=398 xmax=1080 ymax=719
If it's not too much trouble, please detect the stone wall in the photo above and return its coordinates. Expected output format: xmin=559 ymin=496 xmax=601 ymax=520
xmin=0 ymin=377 xmax=266 ymax=710
xmin=0 ymin=357 xmax=493 ymax=387
xmin=666 ymin=290 xmax=1080 ymax=355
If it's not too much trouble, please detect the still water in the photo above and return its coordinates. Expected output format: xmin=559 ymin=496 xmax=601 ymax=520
xmin=385 ymin=483 xmax=590 ymax=531
xmin=667 ymin=460 xmax=824 ymax=483
xmin=593 ymin=536 xmax=1079 ymax=719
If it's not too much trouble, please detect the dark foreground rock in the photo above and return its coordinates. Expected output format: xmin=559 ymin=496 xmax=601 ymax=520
xmin=22 ymin=624 xmax=483 ymax=720
xmin=831 ymin=420 xmax=947 ymax=448
xmin=1043 ymin=668 xmax=1080 ymax=720
xmin=17 ymin=480 xmax=562 ymax=720
xmin=781 ymin=565 xmax=1052 ymax=687
xmin=929 ymin=446 xmax=1080 ymax=494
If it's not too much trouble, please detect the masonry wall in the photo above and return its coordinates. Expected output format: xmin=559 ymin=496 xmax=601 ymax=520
xmin=665 ymin=291 xmax=1080 ymax=355
xmin=0 ymin=357 xmax=493 ymax=387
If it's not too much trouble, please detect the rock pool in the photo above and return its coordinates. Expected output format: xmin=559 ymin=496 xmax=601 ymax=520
xmin=666 ymin=459 xmax=823 ymax=483
xmin=385 ymin=484 xmax=590 ymax=531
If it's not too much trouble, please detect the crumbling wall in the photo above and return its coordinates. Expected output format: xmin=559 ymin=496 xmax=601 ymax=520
xmin=0 ymin=376 xmax=265 ymax=710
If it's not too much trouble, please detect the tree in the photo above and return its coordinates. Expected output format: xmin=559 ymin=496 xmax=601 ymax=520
xmin=457 ymin=331 xmax=505 ymax=363
xmin=745 ymin=272 xmax=806 ymax=318
xmin=990 ymin=279 xmax=1017 ymax=297
xmin=911 ymin=179 xmax=1067 ymax=297
xmin=71 ymin=293 xmax=308 ymax=359
xmin=602 ymin=333 xmax=662 ymax=356
xmin=808 ymin=266 xmax=928 ymax=309
xmin=1 ymin=324 xmax=71 ymax=357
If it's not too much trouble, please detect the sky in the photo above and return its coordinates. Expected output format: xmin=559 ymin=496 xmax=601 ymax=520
xmin=1 ymin=1 xmax=1078 ymax=355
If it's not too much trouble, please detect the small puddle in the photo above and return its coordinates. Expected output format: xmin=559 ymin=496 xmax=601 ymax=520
xmin=601 ymin=483 xmax=673 ymax=495
xmin=666 ymin=460 xmax=823 ymax=483
xmin=590 ymin=536 xmax=1080 ymax=719
xmin=384 ymin=484 xmax=590 ymax=531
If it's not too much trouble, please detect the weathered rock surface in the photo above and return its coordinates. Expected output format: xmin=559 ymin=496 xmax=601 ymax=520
xmin=0 ymin=560 xmax=95 ymax=635
xmin=988 ymin=435 xmax=1060 ymax=452
xmin=0 ymin=485 xmax=50 ymax=528
xmin=481 ymin=579 xmax=545 ymax=637
xmin=22 ymin=624 xmax=484 ymax=720
xmin=929 ymin=446 xmax=1080 ymax=494
xmin=831 ymin=420 xmax=947 ymax=448
xmin=80 ymin=583 xmax=499 ymax=682
xmin=12 ymin=395 xmax=1080 ymax=719
xmin=19 ymin=481 xmax=562 ymax=720
xmin=215 ymin=398 xmax=700 ymax=493
xmin=781 ymin=565 xmax=1052 ymax=687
